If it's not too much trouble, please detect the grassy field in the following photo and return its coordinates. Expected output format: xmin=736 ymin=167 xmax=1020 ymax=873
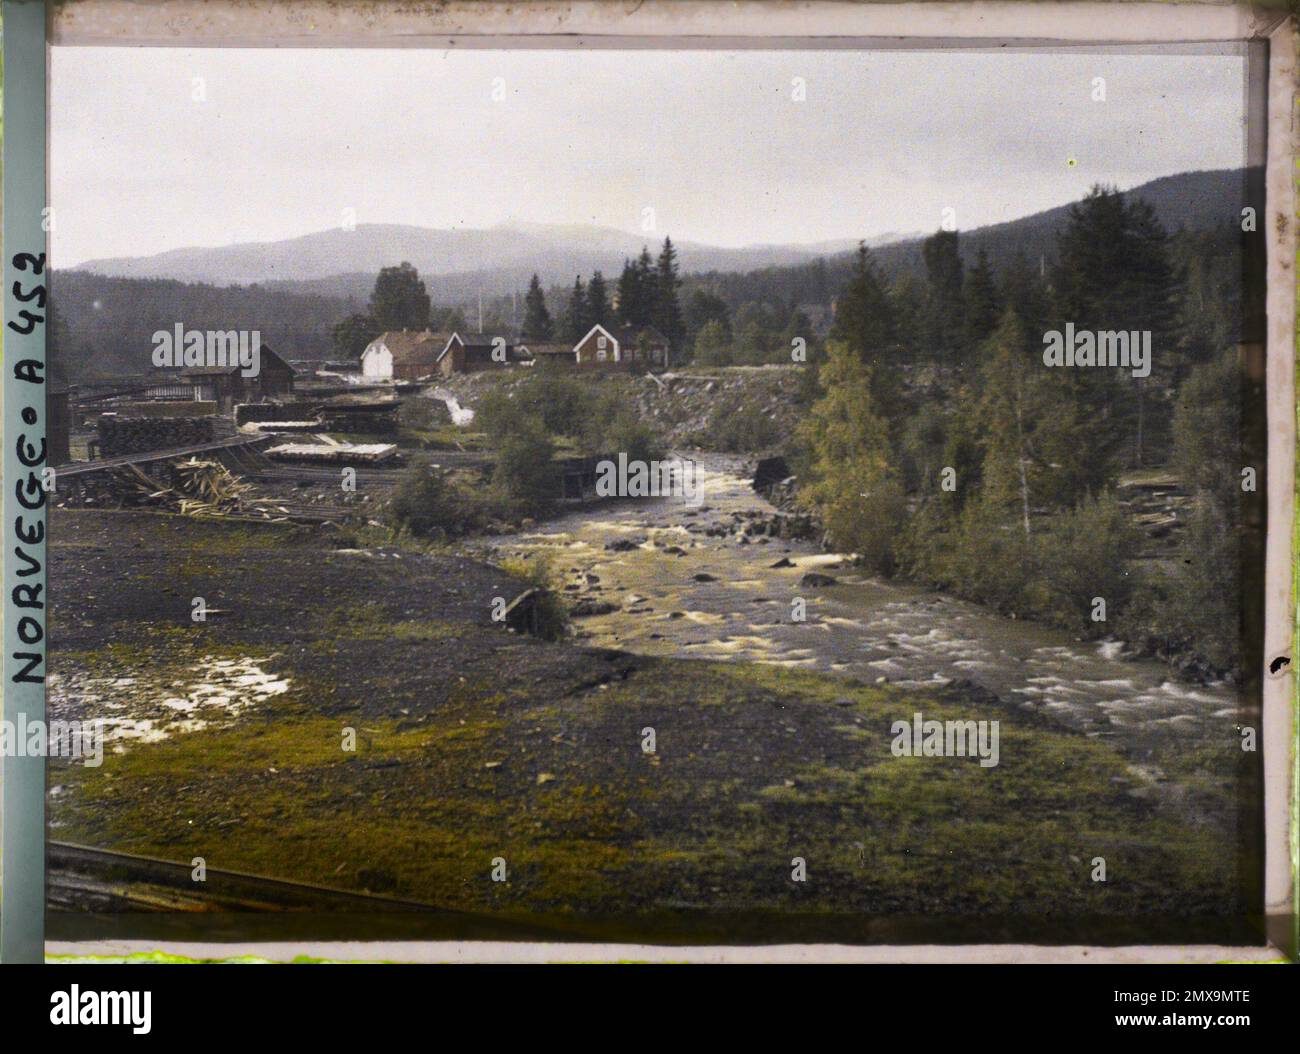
xmin=47 ymin=509 xmax=1254 ymax=943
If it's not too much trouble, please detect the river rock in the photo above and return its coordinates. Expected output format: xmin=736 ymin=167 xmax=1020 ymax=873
xmin=570 ymin=599 xmax=618 ymax=618
xmin=800 ymin=572 xmax=838 ymax=587
xmin=605 ymin=537 xmax=645 ymax=552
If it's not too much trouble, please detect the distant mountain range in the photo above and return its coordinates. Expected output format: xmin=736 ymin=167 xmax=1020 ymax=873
xmin=54 ymin=167 xmax=1253 ymax=379
xmin=74 ymin=222 xmax=907 ymax=297
xmin=69 ymin=168 xmax=1250 ymax=301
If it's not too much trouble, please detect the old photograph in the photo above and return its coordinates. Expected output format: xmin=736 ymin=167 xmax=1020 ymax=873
xmin=37 ymin=41 xmax=1265 ymax=944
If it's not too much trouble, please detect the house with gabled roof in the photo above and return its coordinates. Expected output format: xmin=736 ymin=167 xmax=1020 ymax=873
xmin=436 ymin=332 xmax=523 ymax=376
xmin=573 ymin=324 xmax=670 ymax=369
xmin=360 ymin=330 xmax=450 ymax=382
xmin=181 ymin=344 xmax=296 ymax=412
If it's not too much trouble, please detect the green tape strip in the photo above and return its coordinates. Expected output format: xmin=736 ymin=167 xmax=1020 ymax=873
xmin=2 ymin=0 xmax=48 ymax=965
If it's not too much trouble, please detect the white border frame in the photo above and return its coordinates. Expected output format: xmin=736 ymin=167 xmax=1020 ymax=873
xmin=38 ymin=0 xmax=1297 ymax=964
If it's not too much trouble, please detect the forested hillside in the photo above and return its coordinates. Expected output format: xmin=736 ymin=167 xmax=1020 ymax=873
xmin=51 ymin=167 xmax=1253 ymax=382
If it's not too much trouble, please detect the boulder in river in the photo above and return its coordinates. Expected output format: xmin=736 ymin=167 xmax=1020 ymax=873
xmin=570 ymin=599 xmax=619 ymax=618
xmin=800 ymin=572 xmax=838 ymax=587
xmin=605 ymin=537 xmax=645 ymax=552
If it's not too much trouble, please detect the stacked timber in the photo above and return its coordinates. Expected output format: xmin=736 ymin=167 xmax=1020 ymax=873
xmin=96 ymin=415 xmax=215 ymax=457
xmin=265 ymin=440 xmax=398 ymax=465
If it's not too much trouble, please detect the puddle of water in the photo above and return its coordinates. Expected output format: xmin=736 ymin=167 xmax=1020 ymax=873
xmin=48 ymin=656 xmax=290 ymax=752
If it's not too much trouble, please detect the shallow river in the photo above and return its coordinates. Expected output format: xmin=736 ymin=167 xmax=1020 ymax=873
xmin=489 ymin=455 xmax=1243 ymax=741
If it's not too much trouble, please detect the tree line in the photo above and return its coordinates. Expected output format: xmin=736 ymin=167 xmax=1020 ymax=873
xmin=329 ymin=237 xmax=689 ymax=359
xmin=793 ymin=184 xmax=1251 ymax=679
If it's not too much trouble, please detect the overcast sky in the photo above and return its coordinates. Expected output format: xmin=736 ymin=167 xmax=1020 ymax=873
xmin=51 ymin=45 xmax=1248 ymax=266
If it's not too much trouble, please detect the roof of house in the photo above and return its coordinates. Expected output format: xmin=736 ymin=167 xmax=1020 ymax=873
xmin=180 ymin=345 xmax=296 ymax=378
xmin=517 ymin=342 xmax=575 ymax=356
xmin=617 ymin=325 xmax=669 ymax=345
xmin=436 ymin=332 xmax=515 ymax=361
xmin=366 ymin=330 xmax=451 ymax=367
xmin=455 ymin=332 xmax=514 ymax=349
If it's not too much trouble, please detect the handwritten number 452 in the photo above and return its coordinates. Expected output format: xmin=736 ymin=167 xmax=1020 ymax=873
xmin=8 ymin=252 xmax=47 ymax=334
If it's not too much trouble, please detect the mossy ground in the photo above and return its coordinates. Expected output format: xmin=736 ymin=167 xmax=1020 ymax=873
xmin=47 ymin=510 xmax=1252 ymax=942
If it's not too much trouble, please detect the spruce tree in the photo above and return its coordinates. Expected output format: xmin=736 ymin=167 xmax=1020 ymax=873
xmin=586 ymin=271 xmax=611 ymax=329
xmin=964 ymin=248 xmax=1001 ymax=348
xmin=1051 ymin=185 xmax=1178 ymax=474
xmin=561 ymin=276 xmax=587 ymax=344
xmin=829 ymin=243 xmax=902 ymax=413
xmin=973 ymin=309 xmax=1087 ymax=528
xmin=653 ymin=237 xmax=685 ymax=351
xmin=521 ymin=273 xmax=553 ymax=340
xmin=615 ymin=259 xmax=641 ymax=330
xmin=1000 ymin=249 xmax=1049 ymax=331
xmin=921 ymin=229 xmax=966 ymax=362
xmin=616 ymin=246 xmax=659 ymax=329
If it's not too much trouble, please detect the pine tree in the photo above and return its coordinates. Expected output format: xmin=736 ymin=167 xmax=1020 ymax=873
xmin=653 ymin=237 xmax=685 ymax=352
xmin=586 ymin=271 xmax=611 ymax=329
xmin=963 ymin=249 xmax=1001 ymax=348
xmin=1051 ymin=185 xmax=1178 ymax=473
xmin=922 ymin=229 xmax=965 ymax=362
xmin=829 ymin=243 xmax=902 ymax=412
xmin=560 ymin=276 xmax=587 ymax=344
xmin=521 ymin=273 xmax=553 ymax=340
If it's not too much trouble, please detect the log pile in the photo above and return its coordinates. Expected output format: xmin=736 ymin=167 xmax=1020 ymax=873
xmin=97 ymin=415 xmax=215 ymax=457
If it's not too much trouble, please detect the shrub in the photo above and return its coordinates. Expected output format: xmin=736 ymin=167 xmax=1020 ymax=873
xmin=491 ymin=415 xmax=560 ymax=512
xmin=1147 ymin=496 xmax=1240 ymax=675
xmin=704 ymin=397 xmax=782 ymax=453
xmin=933 ymin=499 xmax=1035 ymax=615
xmin=397 ymin=396 xmax=449 ymax=432
xmin=385 ymin=459 xmax=475 ymax=537
xmin=598 ymin=410 xmax=665 ymax=465
xmin=498 ymin=554 xmax=569 ymax=641
xmin=1029 ymin=490 xmax=1139 ymax=633
xmin=478 ymin=373 xmax=598 ymax=440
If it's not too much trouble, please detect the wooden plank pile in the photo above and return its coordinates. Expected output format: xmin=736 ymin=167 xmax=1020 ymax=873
xmin=96 ymin=415 xmax=216 ymax=457
xmin=265 ymin=439 xmax=398 ymax=465
xmin=123 ymin=458 xmax=261 ymax=517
